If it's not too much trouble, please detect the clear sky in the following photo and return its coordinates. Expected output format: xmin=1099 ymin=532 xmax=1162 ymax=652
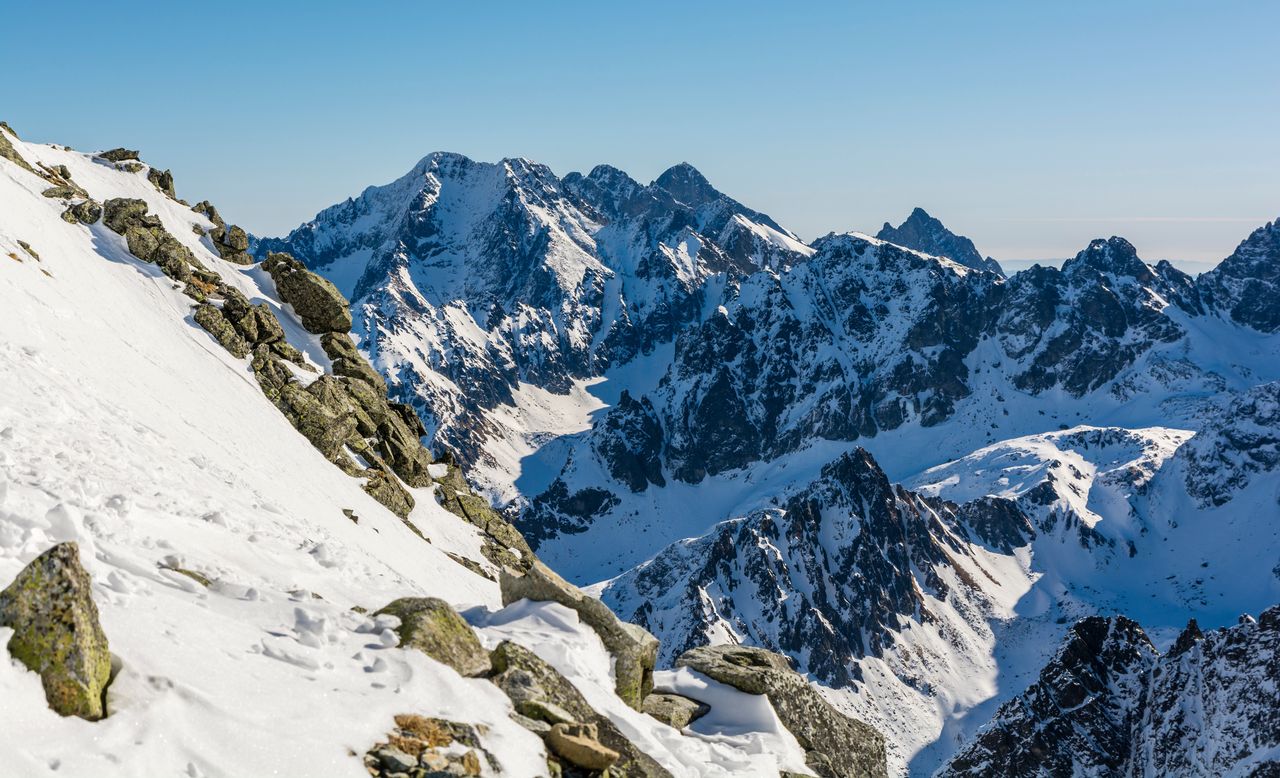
xmin=3 ymin=1 xmax=1277 ymax=266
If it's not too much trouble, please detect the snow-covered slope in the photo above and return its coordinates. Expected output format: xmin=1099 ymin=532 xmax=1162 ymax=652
xmin=0 ymin=128 xmax=819 ymax=778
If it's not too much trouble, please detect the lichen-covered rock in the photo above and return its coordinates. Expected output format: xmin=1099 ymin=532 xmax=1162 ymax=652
xmin=192 ymin=200 xmax=225 ymax=228
xmin=220 ymin=287 xmax=287 ymax=348
xmin=209 ymin=224 xmax=253 ymax=265
xmin=42 ymin=185 xmax=78 ymax=200
xmin=102 ymin=198 xmax=202 ymax=282
xmin=500 ymin=560 xmax=657 ymax=710
xmin=675 ymin=645 xmax=887 ymax=778
xmin=320 ymin=332 xmax=387 ymax=391
xmin=61 ymin=199 xmax=102 ymax=225
xmin=489 ymin=641 xmax=672 ymax=778
xmin=103 ymin=198 xmax=153 ymax=233
xmin=147 ymin=168 xmax=175 ymax=197
xmin=0 ymin=542 xmax=112 ymax=720
xmin=96 ymin=148 xmax=139 ymax=162
xmin=434 ymin=458 xmax=535 ymax=572
xmin=278 ymin=382 xmax=358 ymax=462
xmin=263 ymin=252 xmax=351 ymax=333
xmin=362 ymin=466 xmax=415 ymax=518
xmin=0 ymin=123 xmax=37 ymax=174
xmin=193 ymin=305 xmax=250 ymax=358
xmin=641 ymin=693 xmax=709 ymax=729
xmin=546 ymin=722 xmax=620 ymax=770
xmin=374 ymin=597 xmax=490 ymax=677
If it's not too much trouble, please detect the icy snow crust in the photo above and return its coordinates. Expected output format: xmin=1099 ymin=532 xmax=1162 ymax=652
xmin=0 ymin=135 xmax=798 ymax=777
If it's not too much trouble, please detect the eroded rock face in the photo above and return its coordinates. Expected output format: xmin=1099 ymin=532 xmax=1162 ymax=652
xmin=0 ymin=542 xmax=112 ymax=720
xmin=943 ymin=616 xmax=1155 ymax=777
xmin=675 ymin=645 xmax=887 ymax=778
xmin=489 ymin=640 xmax=672 ymax=778
xmin=500 ymin=560 xmax=657 ymax=709
xmin=263 ymin=252 xmax=352 ymax=333
xmin=375 ymin=597 xmax=490 ymax=677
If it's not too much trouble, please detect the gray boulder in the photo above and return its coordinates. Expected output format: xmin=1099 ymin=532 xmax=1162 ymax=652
xmin=546 ymin=722 xmax=620 ymax=771
xmin=375 ymin=597 xmax=490 ymax=677
xmin=0 ymin=542 xmax=112 ymax=720
xmin=676 ymin=645 xmax=887 ymax=778
xmin=641 ymin=692 xmax=709 ymax=729
xmin=500 ymin=560 xmax=657 ymax=710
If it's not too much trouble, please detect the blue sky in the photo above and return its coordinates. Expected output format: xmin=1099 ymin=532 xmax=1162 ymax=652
xmin=3 ymin=1 xmax=1277 ymax=265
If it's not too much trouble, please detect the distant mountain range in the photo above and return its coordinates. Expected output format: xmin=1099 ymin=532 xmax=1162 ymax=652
xmin=261 ymin=151 xmax=1280 ymax=774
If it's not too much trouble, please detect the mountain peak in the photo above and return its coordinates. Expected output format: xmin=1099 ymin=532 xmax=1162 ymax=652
xmin=653 ymin=162 xmax=718 ymax=207
xmin=1063 ymin=236 xmax=1153 ymax=281
xmin=876 ymin=207 xmax=1002 ymax=275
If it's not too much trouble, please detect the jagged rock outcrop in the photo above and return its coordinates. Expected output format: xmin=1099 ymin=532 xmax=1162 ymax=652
xmin=209 ymin=223 xmax=253 ymax=265
xmin=96 ymin=148 xmax=139 ymax=163
xmin=0 ymin=542 xmax=112 ymax=720
xmin=375 ymin=597 xmax=491 ymax=677
xmin=193 ymin=304 xmax=251 ymax=358
xmin=877 ymin=207 xmax=1003 ymax=274
xmin=147 ymin=167 xmax=175 ymax=197
xmin=432 ymin=457 xmax=534 ymax=572
xmin=592 ymin=390 xmax=665 ymax=492
xmin=0 ymin=122 xmax=37 ymax=174
xmin=263 ymin=251 xmax=352 ymax=333
xmin=675 ymin=644 xmax=887 ymax=778
xmin=500 ymin=560 xmax=657 ymax=710
xmin=102 ymin=197 xmax=214 ymax=286
xmin=942 ymin=615 xmax=1156 ymax=777
xmin=943 ymin=608 xmax=1280 ymax=777
xmin=489 ymin=640 xmax=672 ymax=777
xmin=1199 ymin=217 xmax=1280 ymax=332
